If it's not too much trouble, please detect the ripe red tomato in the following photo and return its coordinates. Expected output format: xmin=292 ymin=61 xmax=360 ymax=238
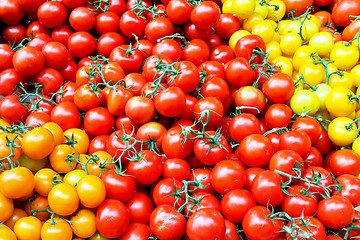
xmin=96 ymin=199 xmax=130 ymax=238
xmin=332 ymin=0 xmax=360 ymax=26
xmin=150 ymin=205 xmax=186 ymax=240
xmin=242 ymin=206 xmax=283 ymax=240
xmin=329 ymin=149 xmax=360 ymax=177
xmin=12 ymin=46 xmax=44 ymax=77
xmin=317 ymin=195 xmax=355 ymax=229
xmin=210 ymin=159 xmax=246 ymax=194
xmin=186 ymin=208 xmax=225 ymax=240
xmin=221 ymin=189 xmax=256 ymax=223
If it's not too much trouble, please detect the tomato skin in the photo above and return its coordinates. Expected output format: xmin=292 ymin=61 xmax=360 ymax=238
xmin=119 ymin=10 xmax=147 ymax=38
xmin=317 ymin=195 xmax=355 ymax=229
xmin=215 ymin=13 xmax=242 ymax=39
xmin=301 ymin=166 xmax=333 ymax=200
xmin=281 ymin=185 xmax=318 ymax=218
xmin=84 ymin=107 xmax=115 ymax=136
xmin=279 ymin=130 xmax=312 ymax=158
xmin=334 ymin=174 xmax=360 ymax=207
xmin=242 ymin=205 xmax=283 ymax=240
xmin=262 ymin=73 xmax=295 ymax=103
xmin=182 ymin=39 xmax=210 ymax=66
xmin=145 ymin=17 xmax=174 ymax=43
xmin=50 ymin=102 xmax=81 ymax=131
xmin=285 ymin=216 xmax=326 ymax=240
xmin=96 ymin=199 xmax=130 ymax=238
xmin=109 ymin=45 xmax=144 ymax=74
xmin=150 ymin=205 xmax=186 ymax=240
xmin=0 ymin=95 xmax=28 ymax=124
xmin=119 ymin=223 xmax=151 ymax=240
xmin=34 ymin=68 xmax=64 ymax=96
xmin=0 ymin=0 xmax=25 ymax=25
xmin=235 ymin=35 xmax=266 ymax=64
xmin=42 ymin=41 xmax=69 ymax=70
xmin=236 ymin=133 xmax=274 ymax=167
xmin=0 ymin=44 xmax=14 ymax=72
xmin=37 ymin=1 xmax=67 ymax=28
xmin=166 ymin=0 xmax=193 ymax=25
xmin=229 ymin=113 xmax=261 ymax=143
xmin=162 ymin=158 xmax=190 ymax=181
xmin=152 ymin=178 xmax=185 ymax=208
xmin=332 ymin=0 xmax=360 ymax=26
xmin=125 ymin=191 xmax=154 ymax=224
xmin=194 ymin=131 xmax=231 ymax=166
xmin=13 ymin=46 xmax=44 ymax=77
xmin=126 ymin=150 xmax=163 ymax=186
xmin=225 ymin=57 xmax=256 ymax=88
xmin=311 ymin=129 xmax=333 ymax=156
xmin=251 ymin=170 xmax=285 ymax=207
xmin=162 ymin=126 xmax=194 ymax=159
xmin=191 ymin=1 xmax=221 ymax=30
xmin=264 ymin=103 xmax=292 ymax=129
xmin=210 ymin=160 xmax=246 ymax=195
xmin=184 ymin=192 xmax=221 ymax=217
xmin=21 ymin=127 xmax=55 ymax=160
xmin=329 ymin=149 xmax=360 ymax=177
xmin=186 ymin=208 xmax=225 ymax=240
xmin=269 ymin=150 xmax=304 ymax=182
xmin=48 ymin=182 xmax=79 ymax=216
xmin=67 ymin=31 xmax=96 ymax=58
xmin=221 ymin=189 xmax=256 ymax=223
xmin=281 ymin=0 xmax=314 ymax=16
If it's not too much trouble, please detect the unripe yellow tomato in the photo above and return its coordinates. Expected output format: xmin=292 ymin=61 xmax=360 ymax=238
xmin=280 ymin=32 xmax=302 ymax=57
xmin=273 ymin=56 xmax=293 ymax=76
xmin=309 ymin=32 xmax=334 ymax=57
xmin=266 ymin=41 xmax=282 ymax=62
xmin=330 ymin=44 xmax=359 ymax=71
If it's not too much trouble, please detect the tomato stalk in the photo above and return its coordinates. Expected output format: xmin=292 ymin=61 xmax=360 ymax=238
xmin=276 ymin=168 xmax=342 ymax=199
xmin=258 ymin=0 xmax=279 ymax=11
xmin=16 ymin=82 xmax=57 ymax=107
xmin=144 ymin=58 xmax=178 ymax=98
xmin=310 ymin=53 xmax=340 ymax=84
xmin=158 ymin=33 xmax=189 ymax=47
xmin=10 ymin=32 xmax=33 ymax=51
xmin=250 ymin=47 xmax=278 ymax=88
xmin=131 ymin=0 xmax=166 ymax=19
xmin=0 ymin=123 xmax=34 ymax=135
xmin=0 ymin=135 xmax=21 ymax=170
xmin=87 ymin=0 xmax=110 ymax=13
xmin=27 ymin=196 xmax=73 ymax=225
xmin=288 ymin=7 xmax=314 ymax=41
xmin=263 ymin=127 xmax=289 ymax=136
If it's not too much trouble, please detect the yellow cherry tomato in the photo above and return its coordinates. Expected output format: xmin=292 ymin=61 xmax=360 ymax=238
xmin=0 ymin=118 xmax=10 ymax=135
xmin=328 ymin=117 xmax=357 ymax=146
xmin=43 ymin=122 xmax=64 ymax=146
xmin=254 ymin=0 xmax=268 ymax=18
xmin=0 ymin=133 xmax=22 ymax=166
xmin=308 ymin=32 xmax=334 ymax=57
xmin=266 ymin=41 xmax=282 ymax=62
xmin=0 ymin=224 xmax=16 ymax=240
xmin=352 ymin=137 xmax=360 ymax=156
xmin=223 ymin=0 xmax=255 ymax=20
xmin=63 ymin=169 xmax=87 ymax=185
xmin=21 ymin=126 xmax=55 ymax=160
xmin=273 ymin=56 xmax=293 ymax=76
xmin=71 ymin=209 xmax=97 ymax=238
xmin=4 ymin=208 xmax=28 ymax=231
xmin=325 ymin=86 xmax=357 ymax=117
xmin=330 ymin=44 xmax=360 ymax=71
xmin=290 ymin=89 xmax=320 ymax=115
xmin=41 ymin=218 xmax=73 ymax=240
xmin=229 ymin=30 xmax=251 ymax=50
xmin=14 ymin=216 xmax=42 ymax=240
xmin=34 ymin=168 xmax=59 ymax=197
xmin=299 ymin=61 xmax=325 ymax=87
xmin=76 ymin=175 xmax=106 ymax=209
xmin=252 ymin=20 xmax=275 ymax=43
xmin=292 ymin=45 xmax=317 ymax=71
xmin=302 ymin=15 xmax=320 ymax=41
xmin=350 ymin=64 xmax=360 ymax=87
xmin=313 ymin=83 xmax=332 ymax=111
xmin=63 ymin=128 xmax=89 ymax=154
xmin=49 ymin=144 xmax=78 ymax=173
xmin=243 ymin=12 xmax=264 ymax=32
xmin=48 ymin=182 xmax=79 ymax=216
xmin=90 ymin=232 xmax=110 ymax=240
xmin=328 ymin=71 xmax=354 ymax=89
xmin=285 ymin=20 xmax=307 ymax=40
xmin=267 ymin=0 xmax=286 ymax=21
xmin=79 ymin=151 xmax=115 ymax=177
xmin=272 ymin=31 xmax=281 ymax=42
xmin=17 ymin=152 xmax=48 ymax=173
xmin=280 ymin=32 xmax=302 ymax=57
xmin=0 ymin=191 xmax=13 ymax=222
xmin=277 ymin=20 xmax=291 ymax=35
xmin=0 ymin=167 xmax=35 ymax=200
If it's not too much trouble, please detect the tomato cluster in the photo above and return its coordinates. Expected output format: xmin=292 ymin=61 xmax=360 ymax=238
xmin=1 ymin=0 xmax=360 ymax=239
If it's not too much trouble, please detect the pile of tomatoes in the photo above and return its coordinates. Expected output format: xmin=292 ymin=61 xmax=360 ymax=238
xmin=1 ymin=0 xmax=360 ymax=239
